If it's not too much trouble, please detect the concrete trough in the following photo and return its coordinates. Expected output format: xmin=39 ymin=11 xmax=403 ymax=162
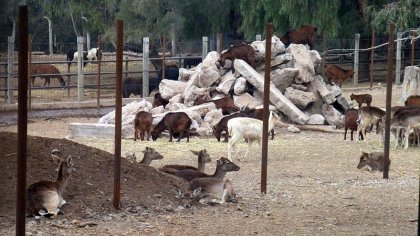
xmin=70 ymin=122 xmax=115 ymax=138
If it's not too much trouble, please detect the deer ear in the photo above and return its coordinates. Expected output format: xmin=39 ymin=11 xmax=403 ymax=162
xmin=190 ymin=150 xmax=199 ymax=155
xmin=51 ymin=154 xmax=62 ymax=164
xmin=192 ymin=187 xmax=202 ymax=197
xmin=175 ymin=188 xmax=182 ymax=198
xmin=66 ymin=155 xmax=73 ymax=165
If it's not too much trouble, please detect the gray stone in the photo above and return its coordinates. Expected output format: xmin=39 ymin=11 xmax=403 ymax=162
xmin=159 ymin=79 xmax=187 ymax=100
xmin=203 ymin=108 xmax=224 ymax=126
xmin=233 ymin=93 xmax=262 ymax=109
xmin=233 ymin=77 xmax=247 ymax=95
xmin=234 ymin=59 xmax=309 ymax=124
xmin=308 ymin=114 xmax=325 ymax=125
xmin=326 ymin=84 xmax=342 ymax=98
xmin=291 ymin=84 xmax=308 ymax=91
xmin=286 ymin=44 xmax=316 ymax=83
xmin=322 ymin=104 xmax=344 ymax=127
xmin=335 ymin=95 xmax=350 ymax=112
xmin=401 ymin=66 xmax=420 ymax=102
xmin=216 ymin=71 xmax=235 ymax=94
xmin=271 ymin=68 xmax=299 ymax=93
xmin=311 ymin=75 xmax=336 ymax=104
xmin=284 ymin=87 xmax=316 ymax=110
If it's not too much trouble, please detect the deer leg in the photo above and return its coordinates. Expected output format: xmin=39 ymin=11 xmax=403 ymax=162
xmin=168 ymin=129 xmax=173 ymax=142
xmin=177 ymin=130 xmax=183 ymax=142
xmin=404 ymin=126 xmax=410 ymax=150
xmin=344 ymin=127 xmax=348 ymax=140
xmin=186 ymin=128 xmax=190 ymax=143
xmin=146 ymin=130 xmax=150 ymax=141
xmin=228 ymin=135 xmax=240 ymax=161
xmin=134 ymin=129 xmax=137 ymax=141
xmin=270 ymin=130 xmax=274 ymax=140
xmin=224 ymin=131 xmax=229 ymax=143
xmin=140 ymin=131 xmax=144 ymax=141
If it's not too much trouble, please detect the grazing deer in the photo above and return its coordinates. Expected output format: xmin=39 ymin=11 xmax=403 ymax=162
xmin=176 ymin=157 xmax=240 ymax=205
xmin=159 ymin=149 xmax=211 ymax=174
xmin=26 ymin=155 xmax=75 ymax=218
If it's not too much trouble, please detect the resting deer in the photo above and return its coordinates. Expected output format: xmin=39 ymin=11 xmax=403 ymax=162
xmin=159 ymin=149 xmax=211 ymax=174
xmin=176 ymin=157 xmax=240 ymax=205
xmin=126 ymin=147 xmax=164 ymax=165
xmin=26 ymin=154 xmax=75 ymax=218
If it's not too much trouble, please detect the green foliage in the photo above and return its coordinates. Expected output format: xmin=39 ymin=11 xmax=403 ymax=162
xmin=365 ymin=0 xmax=420 ymax=34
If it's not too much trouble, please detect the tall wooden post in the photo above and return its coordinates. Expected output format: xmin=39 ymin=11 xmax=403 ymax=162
xmin=113 ymin=20 xmax=123 ymax=210
xmin=162 ymin=34 xmax=166 ymax=80
xmin=395 ymin=32 xmax=402 ymax=85
xmin=202 ymin=36 xmax=208 ymax=60
xmin=28 ymin=34 xmax=32 ymax=111
xmin=77 ymin=36 xmax=84 ymax=101
xmin=142 ymin=37 xmax=149 ymax=97
xmin=97 ymin=35 xmax=102 ymax=108
xmin=353 ymin=33 xmax=360 ymax=87
xmin=370 ymin=31 xmax=375 ymax=89
xmin=16 ymin=5 xmax=28 ymax=236
xmin=383 ymin=24 xmax=395 ymax=180
xmin=7 ymin=36 xmax=14 ymax=104
xmin=261 ymin=23 xmax=272 ymax=194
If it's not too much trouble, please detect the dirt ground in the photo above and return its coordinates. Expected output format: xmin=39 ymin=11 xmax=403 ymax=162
xmin=0 ymin=85 xmax=418 ymax=235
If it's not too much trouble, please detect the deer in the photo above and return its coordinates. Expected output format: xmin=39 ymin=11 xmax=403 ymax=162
xmin=126 ymin=147 xmax=164 ymax=165
xmin=159 ymin=149 xmax=211 ymax=174
xmin=175 ymin=157 xmax=240 ymax=205
xmin=26 ymin=154 xmax=75 ymax=218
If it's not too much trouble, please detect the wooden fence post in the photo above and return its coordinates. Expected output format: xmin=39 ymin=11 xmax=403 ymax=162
xmin=410 ymin=30 xmax=416 ymax=66
xmin=7 ymin=36 xmax=14 ymax=104
xmin=28 ymin=34 xmax=32 ymax=111
xmin=162 ymin=34 xmax=166 ymax=80
xmin=370 ymin=30 xmax=375 ymax=89
xmin=353 ymin=33 xmax=360 ymax=87
xmin=202 ymin=36 xmax=208 ymax=60
xmin=395 ymin=32 xmax=402 ymax=85
xmin=217 ymin=33 xmax=223 ymax=54
xmin=142 ymin=37 xmax=149 ymax=97
xmin=77 ymin=36 xmax=84 ymax=101
xmin=97 ymin=34 xmax=102 ymax=108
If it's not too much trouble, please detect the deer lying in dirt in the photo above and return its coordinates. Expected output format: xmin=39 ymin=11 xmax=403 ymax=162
xmin=125 ymin=147 xmax=164 ymax=165
xmin=159 ymin=149 xmax=211 ymax=174
xmin=26 ymin=154 xmax=75 ymax=218
xmin=173 ymin=153 xmax=239 ymax=182
xmin=357 ymin=152 xmax=390 ymax=172
xmin=176 ymin=157 xmax=240 ymax=205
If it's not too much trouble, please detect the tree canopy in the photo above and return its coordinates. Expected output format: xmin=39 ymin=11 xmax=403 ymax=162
xmin=1 ymin=0 xmax=419 ymax=48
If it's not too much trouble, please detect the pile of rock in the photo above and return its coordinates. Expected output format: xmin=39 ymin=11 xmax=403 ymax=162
xmin=99 ymin=35 xmax=350 ymax=138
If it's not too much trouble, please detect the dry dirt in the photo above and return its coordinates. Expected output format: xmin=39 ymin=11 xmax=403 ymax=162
xmin=0 ymin=85 xmax=419 ymax=236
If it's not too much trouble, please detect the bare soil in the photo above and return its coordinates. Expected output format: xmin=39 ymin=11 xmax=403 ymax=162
xmin=0 ymin=85 xmax=418 ymax=236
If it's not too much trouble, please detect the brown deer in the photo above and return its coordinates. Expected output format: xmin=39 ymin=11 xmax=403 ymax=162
xmin=151 ymin=112 xmax=192 ymax=142
xmin=31 ymin=64 xmax=66 ymax=87
xmin=324 ymin=64 xmax=354 ymax=87
xmin=176 ymin=157 xmax=240 ymax=205
xmin=134 ymin=111 xmax=153 ymax=141
xmin=26 ymin=154 xmax=75 ymax=218
xmin=350 ymin=93 xmax=372 ymax=108
xmin=126 ymin=147 xmax=164 ymax=165
xmin=357 ymin=152 xmax=390 ymax=172
xmin=174 ymin=156 xmax=240 ymax=182
xmin=159 ymin=149 xmax=211 ymax=174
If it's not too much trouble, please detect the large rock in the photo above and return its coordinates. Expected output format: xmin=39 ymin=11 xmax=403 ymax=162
xmin=311 ymin=75 xmax=335 ymax=104
xmin=159 ymin=79 xmax=187 ymax=100
xmin=197 ymin=68 xmax=220 ymax=88
xmin=233 ymin=93 xmax=262 ymax=109
xmin=257 ymin=53 xmax=293 ymax=71
xmin=183 ymin=86 xmax=213 ymax=107
xmin=271 ymin=68 xmax=299 ymax=93
xmin=98 ymin=99 xmax=152 ymax=124
xmin=234 ymin=59 xmax=309 ymax=124
xmin=309 ymin=50 xmax=322 ymax=74
xmin=284 ymin=87 xmax=316 ymax=110
xmin=178 ymin=68 xmax=195 ymax=81
xmin=216 ymin=71 xmax=235 ymax=94
xmin=401 ymin=66 xmax=420 ymax=102
xmin=251 ymin=35 xmax=286 ymax=60
xmin=308 ymin=114 xmax=325 ymax=125
xmin=166 ymin=102 xmax=187 ymax=111
xmin=203 ymin=108 xmax=224 ymax=126
xmin=322 ymin=104 xmax=344 ymax=127
xmin=286 ymin=44 xmax=316 ymax=83
xmin=233 ymin=77 xmax=247 ymax=95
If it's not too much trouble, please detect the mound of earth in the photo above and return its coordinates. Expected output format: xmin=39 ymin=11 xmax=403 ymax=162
xmin=0 ymin=132 xmax=188 ymax=223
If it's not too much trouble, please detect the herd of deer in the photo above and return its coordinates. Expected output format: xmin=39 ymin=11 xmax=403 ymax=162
xmin=26 ymin=147 xmax=240 ymax=218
